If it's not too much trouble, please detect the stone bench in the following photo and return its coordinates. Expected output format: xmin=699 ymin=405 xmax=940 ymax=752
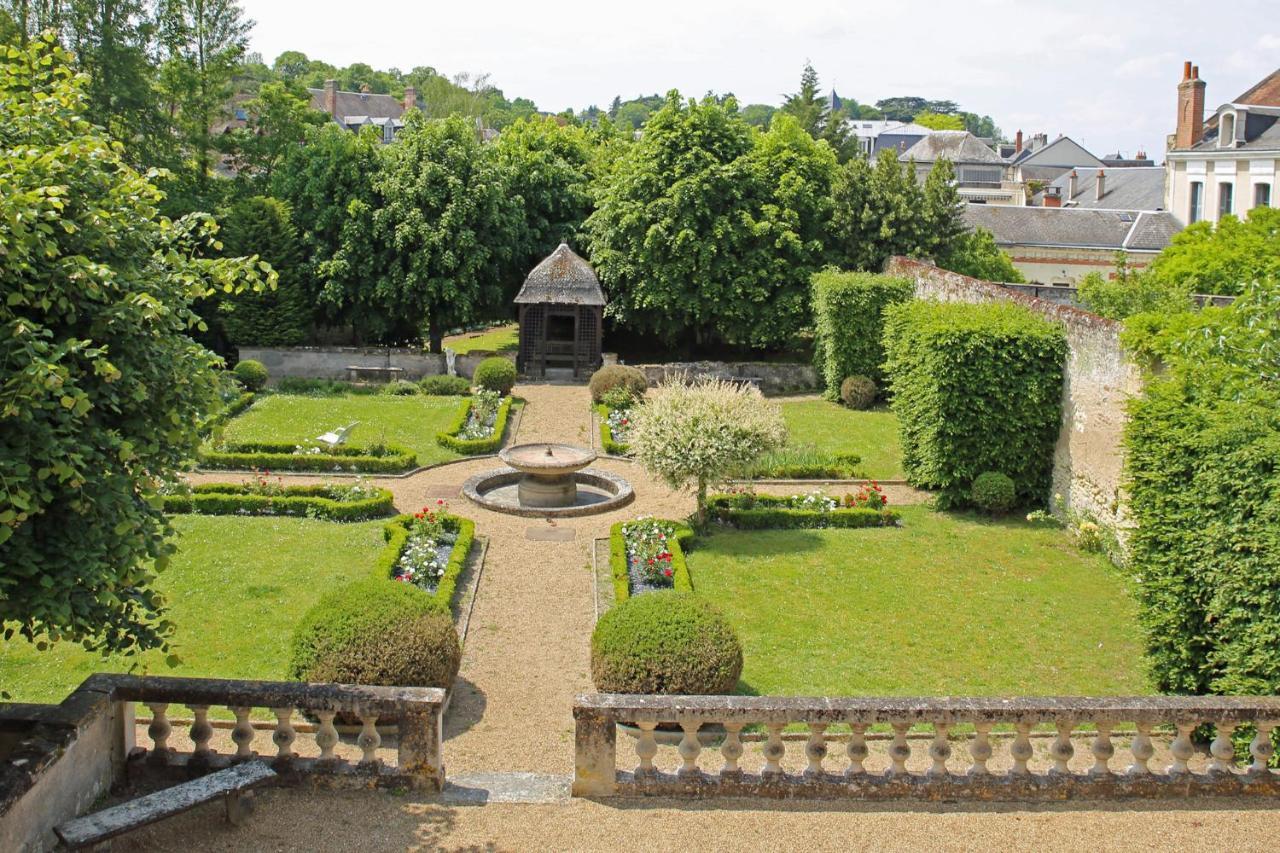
xmin=54 ymin=762 xmax=276 ymax=849
xmin=345 ymin=365 xmax=404 ymax=383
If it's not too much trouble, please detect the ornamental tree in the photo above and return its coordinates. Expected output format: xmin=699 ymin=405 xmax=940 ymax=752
xmin=629 ymin=378 xmax=786 ymax=522
xmin=0 ymin=37 xmax=272 ymax=654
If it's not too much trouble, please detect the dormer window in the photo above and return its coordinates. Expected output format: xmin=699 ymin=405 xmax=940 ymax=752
xmin=1219 ymin=111 xmax=1236 ymax=148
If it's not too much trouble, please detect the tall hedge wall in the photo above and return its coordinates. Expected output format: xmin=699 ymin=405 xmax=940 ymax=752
xmin=882 ymin=300 xmax=1066 ymax=508
xmin=811 ymin=270 xmax=914 ymax=399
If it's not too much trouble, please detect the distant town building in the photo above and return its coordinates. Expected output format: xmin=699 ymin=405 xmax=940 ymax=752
xmin=845 ymin=119 xmax=932 ymax=157
xmin=307 ymin=80 xmax=419 ymax=143
xmin=1038 ymin=166 xmax=1165 ymax=211
xmin=901 ymin=131 xmax=1025 ymax=205
xmin=1007 ymin=133 xmax=1106 ymax=185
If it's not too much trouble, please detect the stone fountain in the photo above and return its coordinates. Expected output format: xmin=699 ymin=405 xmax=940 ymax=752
xmin=463 ymin=442 xmax=633 ymax=517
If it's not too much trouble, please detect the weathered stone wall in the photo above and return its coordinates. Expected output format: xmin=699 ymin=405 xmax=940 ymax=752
xmin=999 ymin=283 xmax=1234 ymax=310
xmin=632 ymin=361 xmax=819 ymax=395
xmin=237 ymin=347 xmax=515 ymax=382
xmin=885 ymin=257 xmax=1141 ymax=531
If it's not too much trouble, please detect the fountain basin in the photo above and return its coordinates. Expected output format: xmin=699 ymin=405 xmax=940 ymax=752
xmin=462 ymin=466 xmax=634 ymax=518
xmin=498 ymin=443 xmax=598 ymax=508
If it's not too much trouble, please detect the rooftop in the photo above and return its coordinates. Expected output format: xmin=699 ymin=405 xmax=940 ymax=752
xmin=900 ymin=131 xmax=1004 ymax=165
xmin=963 ymin=204 xmax=1182 ymax=252
xmin=1040 ymin=167 xmax=1166 ymax=212
xmin=513 ymin=243 xmax=606 ymax=306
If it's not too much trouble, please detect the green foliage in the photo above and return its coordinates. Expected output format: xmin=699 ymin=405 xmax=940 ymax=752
xmin=913 ymin=111 xmax=965 ymax=130
xmin=0 ymin=37 xmax=270 ymax=654
xmin=588 ymin=365 xmax=649 ymax=403
xmin=591 ymin=591 xmax=743 ymax=694
xmin=164 ymin=482 xmax=394 ymax=521
xmin=419 ymin=375 xmax=471 ymax=396
xmin=883 ymin=300 xmax=1066 ymax=508
xmin=599 ymin=386 xmax=637 ymax=411
xmin=942 ymin=227 xmax=1025 ymax=283
xmin=596 ymin=404 xmax=631 ymax=455
xmin=273 ymin=377 xmax=372 ymax=396
xmin=827 ymin=150 xmax=928 ymax=271
xmin=609 ymin=521 xmax=694 ymax=601
xmin=780 ymin=63 xmax=857 ymax=162
xmin=200 ymin=390 xmax=255 ymax=437
xmin=472 ymin=357 xmax=517 ymax=395
xmin=970 ymin=471 xmax=1016 ymax=514
xmin=706 ymin=493 xmax=898 ymax=530
xmin=1077 ymin=270 xmax=1194 ymax=321
xmin=288 ymin=578 xmax=460 ymax=690
xmin=1124 ymin=277 xmax=1280 ymax=696
xmin=381 ymin=380 xmax=421 ymax=396
xmin=221 ymin=81 xmax=326 ymax=188
xmin=435 ymin=395 xmax=514 ymax=454
xmin=376 ymin=514 xmax=475 ymax=609
xmin=810 ymin=270 xmax=914 ymax=397
xmin=1144 ymin=207 xmax=1280 ymax=297
xmin=232 ymin=359 xmax=269 ymax=391
xmin=840 ymin=375 xmax=878 ymax=409
xmin=744 ymin=449 xmax=863 ymax=479
xmin=198 ymin=441 xmax=417 ymax=473
xmin=214 ymin=196 xmax=309 ymax=346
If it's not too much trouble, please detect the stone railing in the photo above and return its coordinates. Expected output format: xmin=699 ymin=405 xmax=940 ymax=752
xmin=573 ymin=694 xmax=1280 ymax=800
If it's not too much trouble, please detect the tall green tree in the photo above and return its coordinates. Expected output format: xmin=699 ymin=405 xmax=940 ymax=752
xmin=1144 ymin=207 xmax=1280 ymax=296
xmin=222 ymin=80 xmax=325 ymax=189
xmin=828 ymin=148 xmax=926 ymax=270
xmin=213 ymin=195 xmax=309 ymax=345
xmin=920 ymin=157 xmax=965 ymax=259
xmin=780 ymin=62 xmax=855 ymax=162
xmin=0 ymin=36 xmax=271 ymax=653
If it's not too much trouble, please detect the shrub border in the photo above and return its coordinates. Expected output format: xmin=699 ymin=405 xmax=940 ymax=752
xmin=609 ymin=520 xmax=694 ymax=602
xmin=746 ymin=455 xmax=863 ymax=479
xmin=197 ymin=441 xmax=417 ymax=474
xmin=596 ymin=404 xmax=630 ymax=455
xmin=706 ymin=494 xmax=901 ymax=530
xmin=163 ymin=483 xmax=395 ymax=521
xmin=377 ymin=513 xmax=476 ymax=610
xmin=200 ymin=391 xmax=256 ymax=437
xmin=435 ymin=395 xmax=515 ymax=455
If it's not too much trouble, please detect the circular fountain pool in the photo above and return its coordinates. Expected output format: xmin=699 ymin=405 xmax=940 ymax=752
xmin=463 ymin=443 xmax=634 ymax=517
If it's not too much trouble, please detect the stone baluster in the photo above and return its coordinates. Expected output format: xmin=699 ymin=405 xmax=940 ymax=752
xmin=804 ymin=723 xmax=829 ymax=779
xmin=1050 ymin=719 xmax=1075 ymax=774
xmin=1128 ymin=721 xmax=1155 ymax=775
xmin=634 ymin=722 xmax=658 ymax=777
xmin=188 ymin=705 xmax=214 ymax=766
xmin=314 ymin=711 xmax=339 ymax=762
xmin=720 ymin=723 xmax=744 ymax=777
xmin=1208 ymin=722 xmax=1236 ymax=774
xmin=1249 ymin=723 xmax=1275 ymax=774
xmin=1091 ymin=720 xmax=1116 ymax=776
xmin=272 ymin=707 xmax=297 ymax=760
xmin=845 ymin=724 xmax=869 ymax=777
xmin=1010 ymin=723 xmax=1033 ymax=775
xmin=969 ymin=723 xmax=992 ymax=776
xmin=1169 ymin=722 xmax=1196 ymax=775
xmin=146 ymin=703 xmax=171 ymax=764
xmin=762 ymin=723 xmax=786 ymax=777
xmin=677 ymin=722 xmax=702 ymax=778
xmin=927 ymin=723 xmax=951 ymax=777
xmin=230 ymin=706 xmax=254 ymax=759
xmin=887 ymin=723 xmax=911 ymax=776
xmin=357 ymin=713 xmax=381 ymax=765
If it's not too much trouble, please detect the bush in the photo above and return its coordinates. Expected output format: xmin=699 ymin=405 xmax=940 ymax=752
xmin=811 ymin=270 xmax=914 ymax=399
xmin=197 ymin=441 xmax=416 ymax=473
xmin=591 ymin=591 xmax=742 ymax=694
xmin=233 ymin=359 xmax=269 ymax=391
xmin=381 ymin=379 xmax=420 ymax=396
xmin=419 ymin=374 xmax=471 ymax=396
xmin=599 ymin=385 xmax=638 ymax=411
xmin=840 ymin=375 xmax=877 ymax=409
xmin=589 ymin=365 xmax=649 ymax=403
xmin=472 ymin=357 xmax=516 ymax=395
xmin=273 ymin=377 xmax=374 ymax=396
xmin=214 ymin=196 xmax=310 ymax=346
xmin=970 ymin=471 xmax=1016 ymax=514
xmin=289 ymin=578 xmax=460 ymax=690
xmin=883 ymin=300 xmax=1066 ymax=509
xmin=163 ymin=482 xmax=394 ymax=521
xmin=706 ymin=493 xmax=899 ymax=530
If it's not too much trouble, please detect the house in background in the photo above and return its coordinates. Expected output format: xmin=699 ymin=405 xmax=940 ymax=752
xmin=1007 ymin=133 xmax=1107 ymax=187
xmin=1165 ymin=62 xmax=1280 ymax=224
xmin=1038 ymin=166 xmax=1166 ymax=210
xmin=846 ymin=119 xmax=932 ymax=156
xmin=963 ymin=205 xmax=1181 ymax=285
xmin=901 ymin=131 xmax=1025 ymax=205
xmin=307 ymin=80 xmax=420 ymax=142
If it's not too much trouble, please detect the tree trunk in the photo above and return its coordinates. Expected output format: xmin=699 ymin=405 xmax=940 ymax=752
xmin=427 ymin=318 xmax=443 ymax=354
xmin=696 ymin=477 xmax=708 ymax=526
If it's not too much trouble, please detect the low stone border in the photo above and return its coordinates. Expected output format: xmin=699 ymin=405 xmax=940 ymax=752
xmin=461 ymin=467 xmax=634 ymax=518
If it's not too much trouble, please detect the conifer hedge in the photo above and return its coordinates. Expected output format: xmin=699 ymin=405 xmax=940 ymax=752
xmin=811 ymin=271 xmax=914 ymax=399
xmin=882 ymin=300 xmax=1066 ymax=508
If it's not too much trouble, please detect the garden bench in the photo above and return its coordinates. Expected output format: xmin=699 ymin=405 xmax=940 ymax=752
xmin=53 ymin=762 xmax=276 ymax=850
xmin=345 ymin=364 xmax=404 ymax=383
xmin=316 ymin=421 xmax=358 ymax=449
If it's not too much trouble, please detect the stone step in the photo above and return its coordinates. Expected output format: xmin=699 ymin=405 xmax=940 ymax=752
xmin=440 ymin=772 xmax=571 ymax=804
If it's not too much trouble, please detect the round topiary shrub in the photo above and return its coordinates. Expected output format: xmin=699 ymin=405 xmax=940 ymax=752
xmin=839 ymin=375 xmax=877 ymax=410
xmin=971 ymin=471 xmax=1017 ymax=514
xmin=289 ymin=579 xmax=460 ymax=691
xmin=472 ymin=357 xmax=516 ymax=396
xmin=419 ymin=374 xmax=471 ymax=396
xmin=591 ymin=591 xmax=742 ymax=694
xmin=589 ymin=365 xmax=649 ymax=404
xmin=233 ymin=359 xmax=268 ymax=391
xmin=381 ymin=379 xmax=420 ymax=396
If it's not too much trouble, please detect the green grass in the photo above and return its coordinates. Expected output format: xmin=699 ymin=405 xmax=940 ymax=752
xmin=1 ymin=516 xmax=388 ymax=704
xmin=219 ymin=393 xmax=465 ymax=467
xmin=686 ymin=505 xmax=1149 ymax=697
xmin=777 ymin=399 xmax=904 ymax=479
xmin=444 ymin=323 xmax=518 ymax=354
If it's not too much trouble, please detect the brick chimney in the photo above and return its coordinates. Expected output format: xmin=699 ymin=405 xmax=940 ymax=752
xmin=403 ymin=86 xmax=417 ymax=112
xmin=1094 ymin=169 xmax=1106 ymax=202
xmin=1015 ymin=129 xmax=1023 ymax=154
xmin=1174 ymin=61 xmax=1206 ymax=149
xmin=323 ymin=79 xmax=338 ymax=118
xmin=1067 ymin=169 xmax=1078 ymax=200
xmin=1044 ymin=186 xmax=1062 ymax=208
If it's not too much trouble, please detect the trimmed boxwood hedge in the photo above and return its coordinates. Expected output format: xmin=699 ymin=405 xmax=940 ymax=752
xmin=164 ymin=483 xmax=394 ymax=521
xmin=610 ymin=520 xmax=693 ymax=602
xmin=811 ymin=270 xmax=914 ymax=399
xmin=883 ymin=300 xmax=1066 ymax=509
xmin=706 ymin=493 xmax=899 ymax=530
xmin=200 ymin=391 xmax=255 ymax=437
xmin=596 ymin=404 xmax=630 ymax=455
xmin=435 ymin=395 xmax=514 ymax=454
xmin=197 ymin=440 xmax=417 ymax=473
xmin=375 ymin=513 xmax=476 ymax=610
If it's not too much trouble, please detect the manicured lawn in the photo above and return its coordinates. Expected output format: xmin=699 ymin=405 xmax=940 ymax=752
xmin=685 ymin=505 xmax=1148 ymax=697
xmin=220 ymin=393 xmax=465 ymax=466
xmin=777 ymin=398 xmax=904 ymax=479
xmin=1 ymin=516 xmax=387 ymax=704
xmin=443 ymin=323 xmax=518 ymax=354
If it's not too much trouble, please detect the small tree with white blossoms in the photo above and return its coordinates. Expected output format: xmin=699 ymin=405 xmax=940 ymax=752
xmin=630 ymin=378 xmax=787 ymax=522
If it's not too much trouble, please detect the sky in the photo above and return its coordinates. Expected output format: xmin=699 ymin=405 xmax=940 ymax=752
xmin=241 ymin=0 xmax=1279 ymax=159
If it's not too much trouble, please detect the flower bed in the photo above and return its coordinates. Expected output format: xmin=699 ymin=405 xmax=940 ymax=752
xmin=707 ymin=484 xmax=900 ymax=530
xmin=436 ymin=391 xmax=514 ymax=454
xmin=163 ymin=477 xmax=394 ymax=521
xmin=596 ymin=404 xmax=632 ymax=455
xmin=382 ymin=502 xmax=475 ymax=608
xmin=197 ymin=440 xmax=417 ymax=473
xmin=609 ymin=517 xmax=693 ymax=601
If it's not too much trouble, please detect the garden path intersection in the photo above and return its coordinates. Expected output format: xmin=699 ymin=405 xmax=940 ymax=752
xmin=168 ymin=383 xmax=1280 ymax=852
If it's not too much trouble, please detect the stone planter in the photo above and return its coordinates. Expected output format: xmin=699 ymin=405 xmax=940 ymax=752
xmin=618 ymin=721 xmax=726 ymax=748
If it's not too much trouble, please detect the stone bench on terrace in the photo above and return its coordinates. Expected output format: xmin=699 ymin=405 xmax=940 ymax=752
xmin=345 ymin=365 xmax=404 ymax=383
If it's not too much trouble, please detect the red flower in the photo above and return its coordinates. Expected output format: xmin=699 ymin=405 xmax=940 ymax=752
xmin=663 ymin=568 xmax=673 ymax=577
xmin=415 ymin=512 xmax=424 ymax=519
xmin=647 ymin=558 xmax=655 ymax=565
xmin=881 ymin=495 xmax=887 ymax=505
xmin=437 ymin=499 xmax=445 ymax=505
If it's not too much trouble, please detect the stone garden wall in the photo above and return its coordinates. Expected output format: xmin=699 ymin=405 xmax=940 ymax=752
xmin=237 ymin=347 xmax=515 ymax=382
xmin=886 ymin=257 xmax=1141 ymax=533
